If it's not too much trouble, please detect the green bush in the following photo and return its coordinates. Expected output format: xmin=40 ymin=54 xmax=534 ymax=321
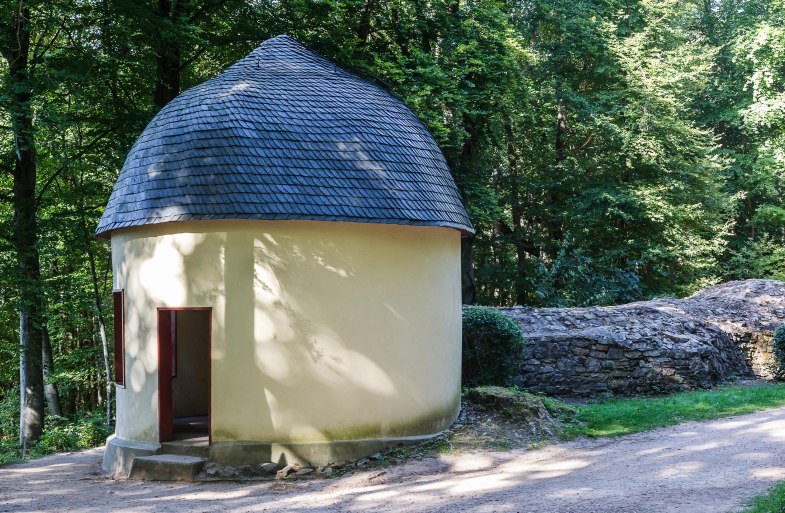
xmin=0 ymin=410 xmax=112 ymax=466
xmin=773 ymin=325 xmax=785 ymax=380
xmin=31 ymin=412 xmax=112 ymax=457
xmin=462 ymin=306 xmax=525 ymax=386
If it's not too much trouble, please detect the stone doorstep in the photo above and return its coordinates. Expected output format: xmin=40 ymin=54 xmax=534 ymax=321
xmin=159 ymin=440 xmax=210 ymax=459
xmin=129 ymin=454 xmax=207 ymax=482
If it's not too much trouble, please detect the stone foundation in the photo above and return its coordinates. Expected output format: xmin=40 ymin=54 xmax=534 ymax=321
xmin=102 ymin=434 xmax=436 ymax=478
xmin=499 ymin=279 xmax=785 ymax=396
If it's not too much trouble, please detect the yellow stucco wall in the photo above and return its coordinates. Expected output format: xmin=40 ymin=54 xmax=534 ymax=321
xmin=112 ymin=219 xmax=462 ymax=444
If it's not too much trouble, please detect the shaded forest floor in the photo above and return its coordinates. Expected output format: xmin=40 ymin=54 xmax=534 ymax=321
xmin=4 ymin=405 xmax=785 ymax=512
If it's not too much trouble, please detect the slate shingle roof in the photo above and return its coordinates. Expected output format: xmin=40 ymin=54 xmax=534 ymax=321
xmin=96 ymin=35 xmax=473 ymax=238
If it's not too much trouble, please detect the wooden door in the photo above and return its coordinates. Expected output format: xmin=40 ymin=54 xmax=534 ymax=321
xmin=157 ymin=307 xmax=212 ymax=444
xmin=157 ymin=310 xmax=175 ymax=442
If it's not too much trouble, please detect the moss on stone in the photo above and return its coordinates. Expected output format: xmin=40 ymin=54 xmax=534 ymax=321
xmin=464 ymin=386 xmax=568 ymax=435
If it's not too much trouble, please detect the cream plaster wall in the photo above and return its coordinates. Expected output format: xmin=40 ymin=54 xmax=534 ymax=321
xmin=112 ymin=220 xmax=462 ymax=444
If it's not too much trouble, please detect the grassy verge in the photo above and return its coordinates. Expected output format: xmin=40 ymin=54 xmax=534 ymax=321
xmin=561 ymin=383 xmax=785 ymax=439
xmin=742 ymin=482 xmax=785 ymax=513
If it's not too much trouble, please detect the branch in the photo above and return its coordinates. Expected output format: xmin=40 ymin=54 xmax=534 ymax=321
xmin=571 ymin=133 xmax=594 ymax=154
xmin=30 ymin=22 xmax=63 ymax=69
xmin=36 ymin=128 xmax=113 ymax=203
xmin=187 ymin=0 xmax=233 ymax=24
xmin=179 ymin=46 xmax=207 ymax=72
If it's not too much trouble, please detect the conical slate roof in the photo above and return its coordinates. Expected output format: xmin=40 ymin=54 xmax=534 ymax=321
xmin=96 ymin=35 xmax=473 ymax=238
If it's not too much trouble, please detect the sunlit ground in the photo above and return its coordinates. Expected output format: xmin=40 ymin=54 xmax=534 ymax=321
xmin=4 ymin=403 xmax=785 ymax=512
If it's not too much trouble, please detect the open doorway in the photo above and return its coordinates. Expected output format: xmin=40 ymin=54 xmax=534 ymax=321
xmin=157 ymin=308 xmax=211 ymax=443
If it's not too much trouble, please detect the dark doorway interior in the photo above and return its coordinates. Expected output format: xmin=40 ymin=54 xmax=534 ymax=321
xmin=158 ymin=308 xmax=211 ymax=443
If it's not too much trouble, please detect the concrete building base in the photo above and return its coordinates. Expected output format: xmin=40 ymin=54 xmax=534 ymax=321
xmin=102 ymin=435 xmax=160 ymax=477
xmin=208 ymin=434 xmax=436 ymax=467
xmin=102 ymin=433 xmax=439 ymax=479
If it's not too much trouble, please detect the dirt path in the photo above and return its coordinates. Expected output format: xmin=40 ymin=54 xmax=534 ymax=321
xmin=4 ymin=407 xmax=785 ymax=513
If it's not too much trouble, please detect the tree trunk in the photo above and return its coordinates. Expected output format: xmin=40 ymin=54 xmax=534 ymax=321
xmin=504 ymin=120 xmax=531 ymax=305
xmin=3 ymin=4 xmax=46 ymax=455
xmin=545 ymin=99 xmax=567 ymax=260
xmin=461 ymin=236 xmax=477 ymax=304
xmin=357 ymin=0 xmax=376 ymax=47
xmin=457 ymin=114 xmax=482 ymax=304
xmin=41 ymin=328 xmax=62 ymax=417
xmin=85 ymin=226 xmax=112 ymax=425
xmin=390 ymin=7 xmax=410 ymax=57
xmin=153 ymin=0 xmax=184 ymax=109
xmin=702 ymin=0 xmax=716 ymax=44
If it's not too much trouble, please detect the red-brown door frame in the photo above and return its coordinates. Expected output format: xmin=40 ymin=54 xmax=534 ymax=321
xmin=157 ymin=307 xmax=212 ymax=444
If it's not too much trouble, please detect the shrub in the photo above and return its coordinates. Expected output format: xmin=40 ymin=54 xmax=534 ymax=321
xmin=773 ymin=325 xmax=785 ymax=380
xmin=31 ymin=412 xmax=112 ymax=457
xmin=0 ymin=409 xmax=112 ymax=466
xmin=462 ymin=306 xmax=525 ymax=386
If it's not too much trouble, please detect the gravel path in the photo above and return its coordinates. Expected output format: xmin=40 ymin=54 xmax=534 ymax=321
xmin=4 ymin=407 xmax=785 ymax=513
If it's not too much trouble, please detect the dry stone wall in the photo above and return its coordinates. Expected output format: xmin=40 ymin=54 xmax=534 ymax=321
xmin=654 ymin=280 xmax=785 ymax=379
xmin=498 ymin=279 xmax=785 ymax=396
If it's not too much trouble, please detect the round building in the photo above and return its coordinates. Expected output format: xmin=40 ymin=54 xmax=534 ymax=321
xmin=99 ymin=35 xmax=473 ymax=477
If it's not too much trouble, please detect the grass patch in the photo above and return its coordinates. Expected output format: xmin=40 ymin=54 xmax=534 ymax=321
xmin=439 ymin=383 xmax=785 ymax=458
xmin=561 ymin=383 xmax=785 ymax=439
xmin=742 ymin=482 xmax=785 ymax=512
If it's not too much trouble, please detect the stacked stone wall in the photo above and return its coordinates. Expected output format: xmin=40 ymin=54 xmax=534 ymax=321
xmin=499 ymin=279 xmax=785 ymax=396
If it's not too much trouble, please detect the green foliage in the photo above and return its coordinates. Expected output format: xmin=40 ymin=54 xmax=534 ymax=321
xmin=32 ymin=413 xmax=112 ymax=456
xmin=0 ymin=409 xmax=111 ymax=466
xmin=0 ymin=390 xmax=19 ymax=465
xmin=462 ymin=306 xmax=525 ymax=386
xmin=535 ymin=250 xmax=644 ymax=307
xmin=711 ymin=0 xmax=785 ymax=285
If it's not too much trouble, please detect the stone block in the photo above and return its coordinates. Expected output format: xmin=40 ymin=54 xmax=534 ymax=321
xmin=129 ymin=454 xmax=207 ymax=482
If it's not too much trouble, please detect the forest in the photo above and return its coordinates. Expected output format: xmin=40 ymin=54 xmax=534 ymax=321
xmin=0 ymin=0 xmax=782 ymax=459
